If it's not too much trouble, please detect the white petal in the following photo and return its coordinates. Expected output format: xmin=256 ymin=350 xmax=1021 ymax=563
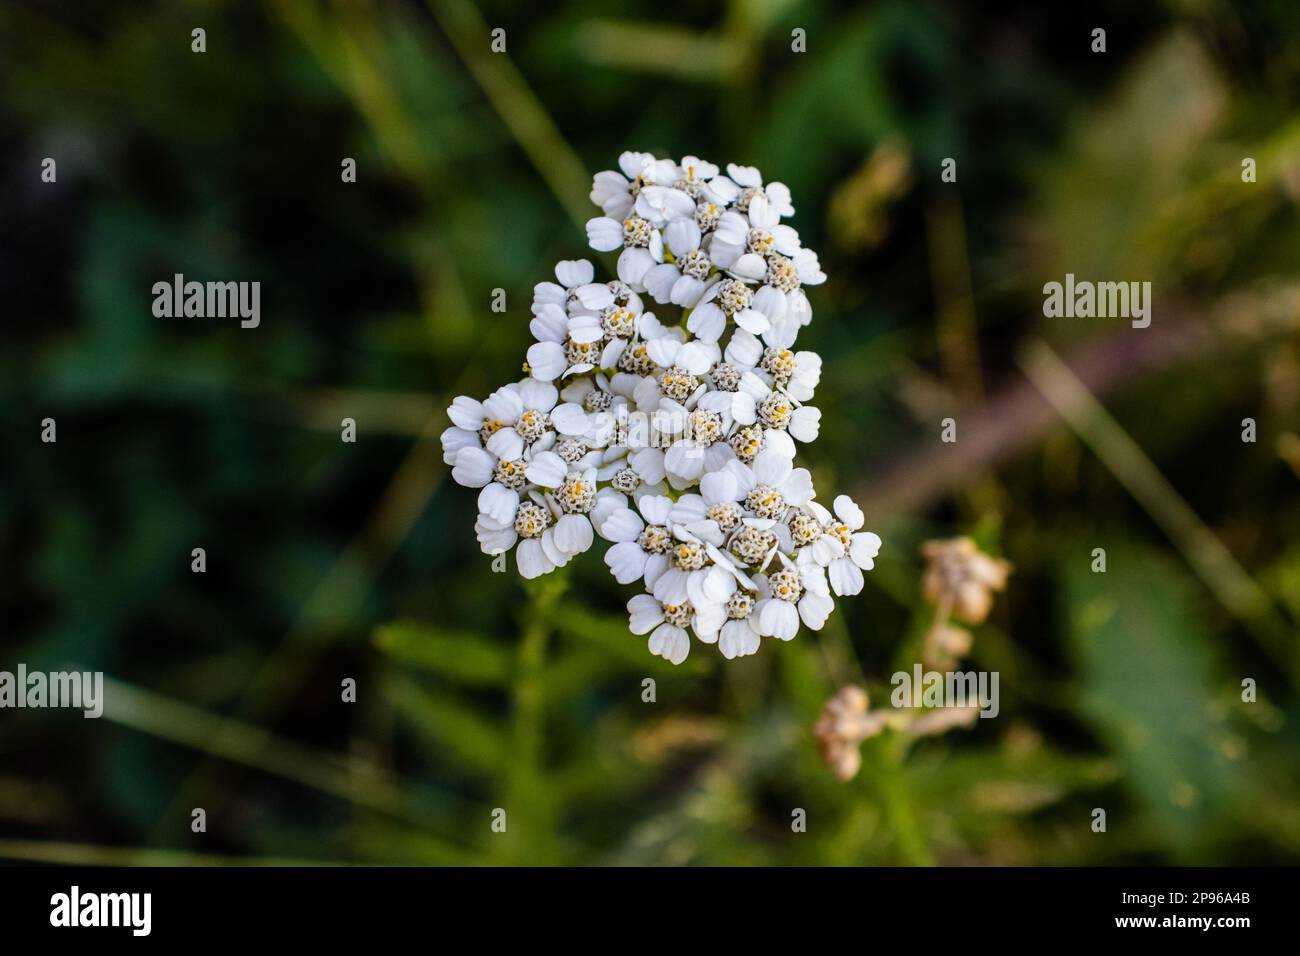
xmin=530 ymin=303 xmax=569 ymax=343
xmin=486 ymin=427 xmax=524 ymax=462
xmin=527 ymin=341 xmax=567 ymax=382
xmin=554 ymin=514 xmax=594 ymax=555
xmin=752 ymin=449 xmax=792 ymax=486
xmin=771 ymin=224 xmax=800 ymax=255
xmin=516 ymin=539 xmax=552 ymax=579
xmin=701 ymin=565 xmax=736 ymax=603
xmin=665 ymin=218 xmax=701 ymax=256
xmin=829 ymin=557 xmax=864 ymax=597
xmin=692 ymin=602 xmax=726 ymax=640
xmin=789 ymin=405 xmax=821 ymax=443
xmin=477 ymin=482 xmax=519 ymax=527
xmin=618 ymin=248 xmax=656 ymax=289
xmin=686 ymin=519 xmax=725 ymax=547
xmin=452 ymin=447 xmax=495 ymax=488
xmin=668 ymin=493 xmax=707 ymax=526
xmin=550 ymin=402 xmax=589 ymax=436
xmin=592 ymin=168 xmax=630 ymax=211
xmin=476 ymin=520 xmax=516 ymax=556
xmin=725 ymin=328 xmax=764 ymax=368
xmin=731 ymin=253 xmax=767 ymax=281
xmin=602 ymin=507 xmax=645 ymax=542
xmin=677 ymin=341 xmax=716 ymax=376
xmin=764 ymin=428 xmax=796 ymax=459
xmin=703 ymin=175 xmax=739 ymax=204
xmin=752 ymin=285 xmax=788 ymax=322
xmin=636 ymin=185 xmax=695 ymax=226
xmin=703 ymin=442 xmax=736 ymax=472
xmin=733 ymin=308 xmax=769 ymax=336
xmin=639 ymin=551 xmax=667 ymax=588
xmin=652 ymin=568 xmax=689 ymax=605
xmin=587 ymin=217 xmax=624 ymax=252
xmin=607 ymin=541 xmax=651 ymax=584
xmin=726 ymin=163 xmax=762 ymax=188
xmin=575 ymin=283 xmax=615 ymax=310
xmin=812 ymin=533 xmax=845 ymax=566
xmin=643 ymin=263 xmax=680 ymax=304
xmin=766 ymin=182 xmax=794 ymax=216
xmin=850 ymin=532 xmax=882 ymax=570
xmin=638 ymin=493 xmax=673 ymax=525
xmin=482 ymin=388 xmax=523 ymax=423
xmin=763 ymin=314 xmax=800 ymax=349
xmin=532 ymin=281 xmax=566 ymax=313
xmin=700 ymin=469 xmax=738 ymax=507
xmin=541 ymin=528 xmax=570 ymax=568
xmin=670 ymin=275 xmax=707 ymax=308
xmin=618 ymin=151 xmax=654 ymax=179
xmin=555 ymin=259 xmax=594 ymax=288
xmin=719 ymin=619 xmax=760 ymax=659
xmin=648 ymin=623 xmax=690 ymax=665
xmin=664 ymin=442 xmax=705 ymax=483
xmin=758 ymin=599 xmax=799 ymax=640
xmin=779 ymin=466 xmax=814 ymax=505
xmin=798 ymin=591 xmax=835 ymax=629
xmin=590 ymin=488 xmax=627 ymax=531
xmin=628 ymin=593 xmax=664 ymax=634
xmin=447 ymin=396 xmax=484 ymax=431
xmin=524 ymin=450 xmax=567 ymax=487
xmin=686 ymin=302 xmax=725 ymax=343
xmin=645 ymin=336 xmax=680 ymax=369
xmin=567 ymin=313 xmax=603 ymax=344
xmin=833 ymin=495 xmax=865 ymax=530
xmin=439 ymin=426 xmax=478 ymax=465
xmin=629 ymin=448 xmax=667 ymax=485
xmin=747 ymin=193 xmax=779 ymax=228
xmin=518 ymin=378 xmax=558 ymax=413
xmin=632 ymin=375 xmax=662 ymax=410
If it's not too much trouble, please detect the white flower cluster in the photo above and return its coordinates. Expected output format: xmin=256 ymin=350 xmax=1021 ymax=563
xmin=441 ymin=152 xmax=881 ymax=665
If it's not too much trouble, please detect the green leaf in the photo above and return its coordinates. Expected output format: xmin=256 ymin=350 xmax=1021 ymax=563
xmin=549 ymin=602 xmax=711 ymax=675
xmin=1064 ymin=544 xmax=1244 ymax=857
xmin=386 ymin=675 xmax=508 ymax=776
xmin=375 ymin=621 xmax=514 ymax=686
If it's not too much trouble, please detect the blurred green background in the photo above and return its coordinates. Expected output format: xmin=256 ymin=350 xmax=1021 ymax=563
xmin=2 ymin=0 xmax=1298 ymax=865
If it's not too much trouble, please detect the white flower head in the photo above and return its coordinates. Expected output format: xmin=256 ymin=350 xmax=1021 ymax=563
xmin=445 ymin=152 xmax=878 ymax=664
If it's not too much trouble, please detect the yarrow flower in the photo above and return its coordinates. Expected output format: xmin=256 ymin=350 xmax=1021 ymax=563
xmin=813 ymin=686 xmax=886 ymax=781
xmin=921 ymin=537 xmax=1011 ymax=624
xmin=441 ymin=152 xmax=883 ymax=664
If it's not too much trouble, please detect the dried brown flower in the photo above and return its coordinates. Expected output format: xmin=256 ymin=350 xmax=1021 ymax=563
xmin=924 ymin=623 xmax=973 ymax=670
xmin=813 ymin=686 xmax=886 ymax=781
xmin=921 ymin=537 xmax=1012 ymax=623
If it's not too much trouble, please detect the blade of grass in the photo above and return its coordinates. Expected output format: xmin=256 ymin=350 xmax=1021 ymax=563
xmin=1018 ymin=337 xmax=1298 ymax=687
xmin=426 ymin=0 xmax=593 ymax=232
xmin=571 ymin=20 xmax=744 ymax=82
xmin=102 ymin=676 xmax=448 ymax=831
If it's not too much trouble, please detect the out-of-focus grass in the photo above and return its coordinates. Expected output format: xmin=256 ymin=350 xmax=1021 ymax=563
xmin=1 ymin=0 xmax=1297 ymax=866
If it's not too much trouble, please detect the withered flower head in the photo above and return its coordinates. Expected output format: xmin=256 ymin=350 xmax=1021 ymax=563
xmin=921 ymin=537 xmax=1011 ymax=623
xmin=813 ymin=685 xmax=885 ymax=781
xmin=925 ymin=623 xmax=973 ymax=670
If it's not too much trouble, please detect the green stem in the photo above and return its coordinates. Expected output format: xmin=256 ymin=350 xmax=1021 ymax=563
xmin=497 ymin=574 xmax=565 ymax=863
xmin=871 ymin=736 xmax=935 ymax=866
